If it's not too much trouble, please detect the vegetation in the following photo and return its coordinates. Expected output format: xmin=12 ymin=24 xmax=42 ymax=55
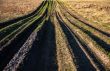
xmin=0 ymin=0 xmax=110 ymax=71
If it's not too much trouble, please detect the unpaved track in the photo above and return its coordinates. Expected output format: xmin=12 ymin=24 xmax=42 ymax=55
xmin=57 ymin=1 xmax=110 ymax=70
xmin=0 ymin=13 xmax=46 ymax=71
xmin=56 ymin=12 xmax=104 ymax=71
xmin=58 ymin=2 xmax=110 ymax=52
xmin=59 ymin=1 xmax=110 ymax=38
xmin=0 ymin=1 xmax=110 ymax=71
xmin=18 ymin=19 xmax=58 ymax=71
xmin=51 ymin=14 xmax=77 ymax=71
xmin=55 ymin=4 xmax=104 ymax=70
xmin=56 ymin=1 xmax=110 ymax=70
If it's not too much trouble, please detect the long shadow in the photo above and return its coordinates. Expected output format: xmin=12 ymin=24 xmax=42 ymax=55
xmin=0 ymin=8 xmax=48 ymax=71
xmin=84 ymin=30 xmax=110 ymax=51
xmin=56 ymin=13 xmax=98 ymax=71
xmin=0 ymin=1 xmax=46 ymax=29
xmin=66 ymin=16 xmax=110 ymax=52
xmin=0 ymin=7 xmax=47 ymax=47
xmin=59 ymin=3 xmax=110 ymax=37
xmin=18 ymin=18 xmax=58 ymax=71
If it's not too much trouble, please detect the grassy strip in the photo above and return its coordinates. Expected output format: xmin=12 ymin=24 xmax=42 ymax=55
xmin=51 ymin=15 xmax=77 ymax=71
xmin=3 ymin=1 xmax=53 ymax=70
xmin=3 ymin=15 xmax=48 ymax=71
xmin=0 ymin=1 xmax=47 ymax=40
xmin=58 ymin=3 xmax=110 ymax=51
xmin=0 ymin=2 xmax=48 ymax=50
xmin=57 ymin=5 xmax=110 ymax=70
xmin=66 ymin=15 xmax=110 ymax=44
xmin=59 ymin=1 xmax=110 ymax=54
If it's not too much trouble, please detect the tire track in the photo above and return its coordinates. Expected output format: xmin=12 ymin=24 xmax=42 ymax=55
xmin=66 ymin=16 xmax=110 ymax=52
xmin=17 ymin=18 xmax=58 ymax=71
xmin=3 ymin=27 xmax=38 ymax=71
xmin=0 ymin=1 xmax=54 ymax=71
xmin=57 ymin=4 xmax=110 ymax=52
xmin=56 ymin=11 xmax=104 ymax=71
xmin=0 ymin=13 xmax=47 ymax=71
xmin=0 ymin=2 xmax=48 ymax=49
xmin=56 ymin=3 xmax=110 ymax=70
xmin=0 ymin=1 xmax=110 ymax=71
xmin=52 ymin=13 xmax=77 ymax=71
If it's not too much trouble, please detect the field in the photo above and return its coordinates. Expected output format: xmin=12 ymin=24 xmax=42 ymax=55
xmin=0 ymin=0 xmax=41 ymax=22
xmin=66 ymin=1 xmax=110 ymax=33
xmin=0 ymin=0 xmax=110 ymax=71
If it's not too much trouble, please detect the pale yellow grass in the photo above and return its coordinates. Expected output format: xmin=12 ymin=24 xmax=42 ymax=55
xmin=66 ymin=1 xmax=110 ymax=32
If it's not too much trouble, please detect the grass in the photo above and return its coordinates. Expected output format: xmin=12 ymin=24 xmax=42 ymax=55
xmin=0 ymin=2 xmax=48 ymax=49
xmin=0 ymin=2 xmax=47 ymax=39
xmin=66 ymin=14 xmax=110 ymax=45
xmin=1 ymin=0 xmax=110 ymax=70
xmin=59 ymin=0 xmax=110 ymax=54
xmin=62 ymin=12 xmax=110 ymax=70
xmin=57 ymin=3 xmax=110 ymax=69
xmin=66 ymin=1 xmax=110 ymax=33
xmin=0 ymin=0 xmax=42 ymax=22
xmin=52 ymin=15 xmax=76 ymax=71
xmin=0 ymin=1 xmax=54 ymax=71
xmin=59 ymin=1 xmax=110 ymax=49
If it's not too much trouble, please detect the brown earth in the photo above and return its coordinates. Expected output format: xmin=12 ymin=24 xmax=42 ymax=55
xmin=0 ymin=0 xmax=42 ymax=22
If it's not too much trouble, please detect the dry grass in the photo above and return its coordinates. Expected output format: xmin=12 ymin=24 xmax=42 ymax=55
xmin=56 ymin=2 xmax=110 ymax=69
xmin=66 ymin=1 xmax=110 ymax=31
xmin=0 ymin=0 xmax=42 ymax=22
xmin=52 ymin=15 xmax=76 ymax=71
xmin=58 ymin=7 xmax=110 ymax=69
